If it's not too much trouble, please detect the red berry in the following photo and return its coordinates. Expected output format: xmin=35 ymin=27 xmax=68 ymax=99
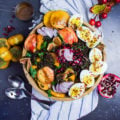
xmin=89 ymin=19 xmax=95 ymax=26
xmin=95 ymin=21 xmax=101 ymax=27
xmin=107 ymin=5 xmax=111 ymax=11
xmin=98 ymin=0 xmax=107 ymax=4
xmin=101 ymin=13 xmax=108 ymax=19
xmin=102 ymin=0 xmax=107 ymax=3
xmin=115 ymin=0 xmax=120 ymax=3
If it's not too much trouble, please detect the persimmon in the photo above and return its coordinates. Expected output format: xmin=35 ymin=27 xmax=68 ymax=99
xmin=43 ymin=11 xmax=54 ymax=27
xmin=24 ymin=34 xmax=37 ymax=52
xmin=37 ymin=66 xmax=54 ymax=84
xmin=50 ymin=10 xmax=70 ymax=29
xmin=10 ymin=46 xmax=22 ymax=62
xmin=0 ymin=58 xmax=10 ymax=69
xmin=37 ymin=34 xmax=43 ymax=50
xmin=0 ymin=47 xmax=12 ymax=61
xmin=0 ymin=38 xmax=10 ymax=49
xmin=8 ymin=34 xmax=24 ymax=46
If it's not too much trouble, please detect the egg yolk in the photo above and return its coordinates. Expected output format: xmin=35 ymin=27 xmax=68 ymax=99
xmin=70 ymin=17 xmax=82 ymax=29
xmin=88 ymin=36 xmax=97 ymax=48
xmin=71 ymin=87 xmax=83 ymax=97
xmin=80 ymin=29 xmax=92 ymax=42
xmin=83 ymin=75 xmax=93 ymax=85
xmin=91 ymin=63 xmax=103 ymax=73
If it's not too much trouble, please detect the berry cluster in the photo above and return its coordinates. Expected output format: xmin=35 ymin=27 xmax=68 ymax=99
xmin=89 ymin=0 xmax=120 ymax=27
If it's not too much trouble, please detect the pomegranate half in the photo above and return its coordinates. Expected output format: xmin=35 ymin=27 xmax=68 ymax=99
xmin=98 ymin=73 xmax=120 ymax=98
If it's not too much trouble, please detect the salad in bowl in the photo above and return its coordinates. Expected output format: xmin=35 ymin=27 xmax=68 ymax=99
xmin=20 ymin=10 xmax=107 ymax=100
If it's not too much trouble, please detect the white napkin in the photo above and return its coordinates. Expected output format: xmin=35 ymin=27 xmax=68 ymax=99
xmin=31 ymin=0 xmax=100 ymax=120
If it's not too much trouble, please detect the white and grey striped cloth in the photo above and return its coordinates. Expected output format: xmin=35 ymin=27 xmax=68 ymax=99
xmin=31 ymin=0 xmax=101 ymax=120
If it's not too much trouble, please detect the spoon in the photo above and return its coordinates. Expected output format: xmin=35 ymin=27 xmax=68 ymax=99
xmin=8 ymin=75 xmax=24 ymax=88
xmin=5 ymin=88 xmax=50 ymax=110
xmin=7 ymin=75 xmax=55 ymax=108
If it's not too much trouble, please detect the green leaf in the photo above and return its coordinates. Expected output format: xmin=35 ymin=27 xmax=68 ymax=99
xmin=41 ymin=41 xmax=47 ymax=49
xmin=30 ymin=67 xmax=37 ymax=78
xmin=91 ymin=4 xmax=106 ymax=14
xmin=56 ymin=64 xmax=61 ymax=69
xmin=38 ymin=52 xmax=44 ymax=57
xmin=57 ymin=33 xmax=64 ymax=43
xmin=51 ymin=81 xmax=57 ymax=85
xmin=26 ymin=52 xmax=32 ymax=57
xmin=47 ymin=89 xmax=52 ymax=97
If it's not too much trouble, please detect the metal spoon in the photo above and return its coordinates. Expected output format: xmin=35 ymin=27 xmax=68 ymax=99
xmin=8 ymin=75 xmax=24 ymax=88
xmin=5 ymin=88 xmax=50 ymax=110
xmin=7 ymin=75 xmax=55 ymax=109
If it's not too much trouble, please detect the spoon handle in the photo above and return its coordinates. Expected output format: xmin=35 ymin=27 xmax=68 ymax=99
xmin=24 ymin=89 xmax=54 ymax=106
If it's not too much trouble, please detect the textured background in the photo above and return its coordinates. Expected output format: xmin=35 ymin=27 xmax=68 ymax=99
xmin=0 ymin=0 xmax=120 ymax=120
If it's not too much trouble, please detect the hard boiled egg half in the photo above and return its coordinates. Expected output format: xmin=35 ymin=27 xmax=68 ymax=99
xmin=76 ymin=26 xmax=93 ymax=42
xmin=68 ymin=14 xmax=83 ymax=29
xmin=69 ymin=83 xmax=85 ymax=99
xmin=87 ymin=31 xmax=101 ymax=48
xmin=89 ymin=61 xmax=107 ymax=76
xmin=89 ymin=48 xmax=102 ymax=63
xmin=80 ymin=70 xmax=95 ymax=88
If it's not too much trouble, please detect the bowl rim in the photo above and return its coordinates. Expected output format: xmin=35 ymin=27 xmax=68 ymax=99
xmin=22 ymin=22 xmax=106 ymax=101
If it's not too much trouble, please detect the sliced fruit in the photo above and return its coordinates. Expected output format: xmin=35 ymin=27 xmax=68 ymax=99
xmin=8 ymin=34 xmax=24 ymax=46
xmin=69 ymin=74 xmax=76 ymax=81
xmin=24 ymin=34 xmax=37 ymax=53
xmin=37 ymin=34 xmax=43 ymax=50
xmin=37 ymin=66 xmax=54 ymax=84
xmin=64 ymin=68 xmax=75 ymax=81
xmin=69 ymin=83 xmax=85 ymax=99
xmin=68 ymin=14 xmax=83 ymax=29
xmin=0 ymin=38 xmax=10 ymax=49
xmin=65 ymin=68 xmax=74 ymax=74
xmin=10 ymin=46 xmax=22 ymax=62
xmin=53 ymin=37 xmax=62 ymax=46
xmin=76 ymin=26 xmax=93 ymax=42
xmin=50 ymin=90 xmax=65 ymax=98
xmin=47 ymin=42 xmax=56 ymax=51
xmin=0 ymin=58 xmax=10 ymax=69
xmin=58 ymin=27 xmax=78 ymax=44
xmin=89 ymin=48 xmax=102 ymax=63
xmin=50 ymin=10 xmax=70 ymax=29
xmin=50 ymin=53 xmax=60 ymax=67
xmin=37 ymin=81 xmax=51 ymax=90
xmin=98 ymin=73 xmax=120 ymax=98
xmin=80 ymin=70 xmax=95 ymax=88
xmin=89 ymin=61 xmax=107 ymax=76
xmin=43 ymin=11 xmax=54 ymax=27
xmin=0 ymin=47 xmax=12 ymax=61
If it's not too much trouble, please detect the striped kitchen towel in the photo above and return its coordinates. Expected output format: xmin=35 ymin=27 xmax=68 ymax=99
xmin=31 ymin=0 xmax=101 ymax=120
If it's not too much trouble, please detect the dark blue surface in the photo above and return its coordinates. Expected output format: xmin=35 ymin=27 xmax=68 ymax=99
xmin=0 ymin=0 xmax=120 ymax=120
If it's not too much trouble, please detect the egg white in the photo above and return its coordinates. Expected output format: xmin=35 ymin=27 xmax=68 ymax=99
xmin=69 ymin=83 xmax=85 ymax=99
xmin=76 ymin=26 xmax=93 ymax=42
xmin=89 ymin=61 xmax=107 ymax=76
xmin=89 ymin=48 xmax=102 ymax=63
xmin=86 ymin=31 xmax=101 ymax=48
xmin=68 ymin=14 xmax=83 ymax=29
xmin=80 ymin=70 xmax=95 ymax=88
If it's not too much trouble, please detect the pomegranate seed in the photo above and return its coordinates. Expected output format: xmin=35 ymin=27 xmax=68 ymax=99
xmin=3 ymin=33 xmax=8 ymax=36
